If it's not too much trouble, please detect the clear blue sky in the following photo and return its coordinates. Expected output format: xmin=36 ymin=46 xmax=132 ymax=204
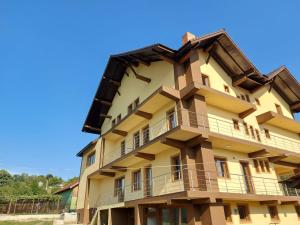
xmin=0 ymin=0 xmax=299 ymax=179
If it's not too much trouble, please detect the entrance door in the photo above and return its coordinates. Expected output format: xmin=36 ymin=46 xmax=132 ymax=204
xmin=115 ymin=177 xmax=125 ymax=202
xmin=144 ymin=208 xmax=157 ymax=225
xmin=240 ymin=162 xmax=254 ymax=194
xmin=145 ymin=167 xmax=152 ymax=197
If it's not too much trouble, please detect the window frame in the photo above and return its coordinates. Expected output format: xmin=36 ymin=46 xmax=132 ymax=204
xmin=171 ymin=155 xmax=182 ymax=181
xmin=264 ymin=128 xmax=271 ymax=139
xmin=132 ymin=169 xmax=142 ymax=192
xmin=268 ymin=205 xmax=280 ymax=222
xmin=237 ymin=204 xmax=251 ymax=223
xmin=167 ymin=109 xmax=177 ymax=130
xmin=133 ymin=131 xmax=140 ymax=149
xmin=142 ymin=125 xmax=150 ymax=145
xmin=275 ymin=103 xmax=283 ymax=115
xmin=86 ymin=151 xmax=96 ymax=167
xmin=233 ymin=119 xmax=240 ymax=130
xmin=202 ymin=74 xmax=210 ymax=87
xmin=255 ymin=98 xmax=261 ymax=106
xmin=214 ymin=157 xmax=230 ymax=178
xmin=224 ymin=85 xmax=230 ymax=93
xmin=120 ymin=140 xmax=126 ymax=157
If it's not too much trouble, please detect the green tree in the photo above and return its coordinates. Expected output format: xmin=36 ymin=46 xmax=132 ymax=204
xmin=0 ymin=170 xmax=13 ymax=186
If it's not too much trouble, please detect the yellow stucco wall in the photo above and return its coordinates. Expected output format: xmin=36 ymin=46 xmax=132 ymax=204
xmin=92 ymin=148 xmax=182 ymax=208
xmin=77 ymin=139 xmax=102 ymax=209
xmin=101 ymin=61 xmax=175 ymax=134
xmin=225 ymin=201 xmax=300 ymax=225
xmin=103 ymin=102 xmax=176 ymax=166
xmin=214 ymin=148 xmax=283 ymax=196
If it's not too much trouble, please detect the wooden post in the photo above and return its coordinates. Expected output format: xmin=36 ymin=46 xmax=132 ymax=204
xmin=31 ymin=199 xmax=35 ymax=214
xmin=13 ymin=199 xmax=17 ymax=214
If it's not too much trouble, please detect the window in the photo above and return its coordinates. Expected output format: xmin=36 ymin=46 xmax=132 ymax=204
xmin=120 ymin=140 xmax=125 ymax=156
xmin=167 ymin=109 xmax=177 ymax=130
xmin=202 ymin=74 xmax=210 ymax=87
xmin=132 ymin=170 xmax=141 ymax=191
xmin=237 ymin=204 xmax=250 ymax=222
xmin=253 ymin=159 xmax=260 ymax=173
xmin=249 ymin=126 xmax=255 ymax=139
xmin=268 ymin=205 xmax=279 ymax=221
xmin=295 ymin=205 xmax=300 ymax=219
xmin=255 ymin=98 xmax=261 ymax=106
xmin=245 ymin=94 xmax=250 ymax=102
xmin=255 ymin=129 xmax=261 ymax=142
xmin=224 ymin=204 xmax=232 ymax=223
xmin=117 ymin=114 xmax=121 ymax=123
xmin=259 ymin=160 xmax=265 ymax=172
xmin=142 ymin=125 xmax=150 ymax=144
xmin=233 ymin=119 xmax=239 ymax=130
xmin=114 ymin=177 xmax=125 ymax=201
xmin=215 ymin=157 xmax=229 ymax=178
xmin=241 ymin=95 xmax=245 ymax=101
xmin=171 ymin=155 xmax=182 ymax=181
xmin=275 ymin=104 xmax=283 ymax=115
xmin=243 ymin=122 xmax=249 ymax=135
xmin=87 ymin=152 xmax=96 ymax=166
xmin=224 ymin=85 xmax=230 ymax=93
xmin=134 ymin=98 xmax=140 ymax=109
xmin=112 ymin=119 xmax=116 ymax=127
xmin=253 ymin=159 xmax=271 ymax=173
xmin=128 ymin=104 xmax=133 ymax=114
xmin=264 ymin=129 xmax=271 ymax=139
xmin=133 ymin=131 xmax=140 ymax=149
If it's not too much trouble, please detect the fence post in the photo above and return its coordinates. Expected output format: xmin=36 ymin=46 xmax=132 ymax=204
xmin=13 ymin=199 xmax=17 ymax=214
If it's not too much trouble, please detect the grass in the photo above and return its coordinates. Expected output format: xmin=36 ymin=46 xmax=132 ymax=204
xmin=0 ymin=221 xmax=52 ymax=225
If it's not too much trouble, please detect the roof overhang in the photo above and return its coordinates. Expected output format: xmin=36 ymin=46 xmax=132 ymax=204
xmin=82 ymin=30 xmax=300 ymax=134
xmin=76 ymin=139 xmax=98 ymax=157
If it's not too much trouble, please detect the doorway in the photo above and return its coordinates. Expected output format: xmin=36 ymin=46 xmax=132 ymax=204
xmin=240 ymin=162 xmax=254 ymax=194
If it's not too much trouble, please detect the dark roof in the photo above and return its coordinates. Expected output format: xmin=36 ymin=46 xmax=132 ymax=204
xmin=82 ymin=30 xmax=300 ymax=134
xmin=54 ymin=181 xmax=79 ymax=194
xmin=76 ymin=139 xmax=98 ymax=157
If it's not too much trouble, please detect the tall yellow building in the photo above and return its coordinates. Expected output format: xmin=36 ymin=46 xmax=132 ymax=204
xmin=76 ymin=30 xmax=300 ymax=225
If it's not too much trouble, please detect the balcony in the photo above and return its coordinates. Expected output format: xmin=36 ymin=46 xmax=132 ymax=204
xmin=93 ymin=168 xmax=300 ymax=207
xmin=103 ymin=86 xmax=180 ymax=141
xmin=102 ymin=109 xmax=208 ymax=167
xmin=257 ymin=111 xmax=300 ymax=133
xmin=208 ymin=116 xmax=300 ymax=156
xmin=181 ymin=82 xmax=257 ymax=118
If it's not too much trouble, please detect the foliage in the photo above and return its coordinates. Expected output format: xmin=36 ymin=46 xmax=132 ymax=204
xmin=0 ymin=169 xmax=74 ymax=201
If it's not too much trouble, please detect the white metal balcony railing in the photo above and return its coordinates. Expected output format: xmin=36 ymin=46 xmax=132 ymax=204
xmin=103 ymin=109 xmax=209 ymax=166
xmin=102 ymin=108 xmax=300 ymax=166
xmin=95 ymin=168 xmax=300 ymax=207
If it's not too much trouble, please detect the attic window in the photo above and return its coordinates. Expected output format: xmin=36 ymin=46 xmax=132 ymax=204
xmin=224 ymin=85 xmax=230 ymax=93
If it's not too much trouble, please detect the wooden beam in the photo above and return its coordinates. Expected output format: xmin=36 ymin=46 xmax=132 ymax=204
xmin=84 ymin=125 xmax=101 ymax=133
xmin=239 ymin=107 xmax=256 ymax=119
xmin=291 ymin=102 xmax=300 ymax=111
xmin=99 ymin=171 xmax=115 ymax=177
xmin=232 ymin=75 xmax=248 ymax=87
xmin=186 ymin=135 xmax=206 ymax=148
xmin=128 ymin=55 xmax=151 ymax=66
xmin=110 ymin=166 xmax=127 ymax=172
xmin=94 ymin=98 xmax=112 ymax=106
xmin=100 ymin=114 xmax=112 ymax=119
xmin=281 ymin=201 xmax=300 ymax=205
xmin=260 ymin=200 xmax=279 ymax=205
xmin=103 ymin=76 xmax=121 ymax=87
xmin=135 ymin=73 xmax=151 ymax=83
xmin=134 ymin=152 xmax=155 ymax=161
xmin=273 ymin=161 xmax=300 ymax=169
xmin=268 ymin=155 xmax=287 ymax=163
xmin=192 ymin=197 xmax=216 ymax=204
xmin=250 ymin=84 xmax=264 ymax=94
xmin=178 ymin=50 xmax=193 ymax=64
xmin=152 ymin=49 xmax=176 ymax=64
xmin=112 ymin=129 xmax=128 ymax=137
xmin=135 ymin=110 xmax=152 ymax=120
xmin=161 ymin=137 xmax=186 ymax=149
xmin=248 ymin=149 xmax=269 ymax=158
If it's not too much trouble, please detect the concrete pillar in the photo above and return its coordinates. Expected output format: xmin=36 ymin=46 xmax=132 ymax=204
xmin=199 ymin=203 xmax=226 ymax=225
xmin=135 ymin=205 xmax=143 ymax=225
xmin=195 ymin=141 xmax=218 ymax=192
xmin=185 ymin=50 xmax=202 ymax=86
xmin=83 ymin=179 xmax=91 ymax=225
xmin=188 ymin=94 xmax=209 ymax=133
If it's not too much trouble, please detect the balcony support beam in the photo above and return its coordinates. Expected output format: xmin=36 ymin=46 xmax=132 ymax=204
xmin=99 ymin=171 xmax=116 ymax=177
xmin=134 ymin=152 xmax=155 ymax=161
xmin=248 ymin=149 xmax=269 ymax=158
xmin=112 ymin=129 xmax=128 ymax=137
xmin=268 ymin=155 xmax=288 ymax=163
xmin=187 ymin=135 xmax=207 ymax=148
xmin=110 ymin=166 xmax=127 ymax=172
xmin=260 ymin=200 xmax=280 ymax=205
xmin=135 ymin=110 xmax=152 ymax=120
xmin=239 ymin=107 xmax=256 ymax=119
xmin=232 ymin=75 xmax=248 ymax=87
xmin=273 ymin=160 xmax=300 ymax=169
xmin=281 ymin=201 xmax=300 ymax=205
xmin=161 ymin=137 xmax=186 ymax=149
xmin=95 ymin=98 xmax=112 ymax=106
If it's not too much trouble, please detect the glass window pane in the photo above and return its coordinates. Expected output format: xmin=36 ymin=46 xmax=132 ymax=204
xmin=162 ymin=208 xmax=170 ymax=225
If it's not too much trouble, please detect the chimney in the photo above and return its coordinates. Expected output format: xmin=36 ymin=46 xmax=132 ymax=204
xmin=182 ymin=32 xmax=196 ymax=45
